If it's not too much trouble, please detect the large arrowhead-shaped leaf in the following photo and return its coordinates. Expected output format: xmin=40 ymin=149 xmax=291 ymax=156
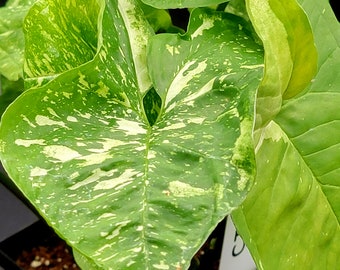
xmin=232 ymin=0 xmax=340 ymax=269
xmin=0 ymin=0 xmax=264 ymax=269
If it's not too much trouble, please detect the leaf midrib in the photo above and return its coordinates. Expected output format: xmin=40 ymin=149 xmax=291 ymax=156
xmin=140 ymin=125 xmax=153 ymax=269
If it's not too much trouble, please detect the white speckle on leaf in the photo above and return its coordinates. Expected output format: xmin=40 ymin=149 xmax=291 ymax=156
xmin=182 ymin=78 xmax=214 ymax=105
xmin=240 ymin=64 xmax=264 ymax=69
xmin=104 ymin=220 xmax=131 ymax=241
xmin=87 ymin=138 xmax=128 ymax=153
xmin=255 ymin=120 xmax=288 ymax=153
xmin=66 ymin=116 xmax=78 ymax=122
xmin=160 ymin=122 xmax=186 ymax=131
xmin=30 ymin=167 xmax=48 ymax=177
xmin=21 ymin=115 xmax=36 ymax=127
xmin=147 ymin=150 xmax=156 ymax=159
xmin=93 ymin=169 xmax=139 ymax=190
xmin=98 ymin=213 xmax=116 ymax=220
xmin=76 ymin=142 xmax=86 ymax=147
xmin=78 ymin=152 xmax=111 ymax=166
xmin=187 ymin=117 xmax=205 ymax=125
xmin=47 ymin=107 xmax=59 ymax=118
xmin=74 ymin=109 xmax=91 ymax=119
xmin=15 ymin=139 xmax=46 ymax=147
xmin=97 ymin=81 xmax=110 ymax=98
xmin=169 ymin=181 xmax=206 ymax=197
xmin=135 ymin=145 xmax=146 ymax=151
xmin=70 ymin=172 xmax=80 ymax=179
xmin=94 ymin=244 xmax=113 ymax=257
xmin=166 ymin=44 xmax=180 ymax=56
xmin=132 ymin=247 xmax=142 ymax=253
xmin=191 ymin=17 xmax=215 ymax=39
xmin=69 ymin=168 xmax=110 ymax=190
xmin=35 ymin=115 xmax=67 ymax=128
xmin=78 ymin=72 xmax=89 ymax=88
xmin=165 ymin=60 xmax=207 ymax=107
xmin=117 ymin=64 xmax=127 ymax=85
xmin=62 ymin=92 xmax=72 ymax=98
xmin=43 ymin=145 xmax=81 ymax=162
xmin=180 ymin=134 xmax=194 ymax=140
xmin=116 ymin=119 xmax=146 ymax=135
xmin=153 ymin=261 xmax=170 ymax=270
xmin=100 ymin=232 xmax=109 ymax=237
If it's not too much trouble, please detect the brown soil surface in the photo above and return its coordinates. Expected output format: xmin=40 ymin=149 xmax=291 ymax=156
xmin=13 ymin=219 xmax=225 ymax=270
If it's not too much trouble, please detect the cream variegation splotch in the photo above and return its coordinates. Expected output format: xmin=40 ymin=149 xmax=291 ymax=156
xmin=0 ymin=2 xmax=264 ymax=269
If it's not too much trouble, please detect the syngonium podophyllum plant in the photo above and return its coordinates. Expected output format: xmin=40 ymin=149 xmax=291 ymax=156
xmin=0 ymin=0 xmax=339 ymax=269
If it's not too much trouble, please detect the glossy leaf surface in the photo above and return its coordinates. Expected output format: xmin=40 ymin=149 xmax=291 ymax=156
xmin=0 ymin=0 xmax=263 ymax=269
xmin=0 ymin=0 xmax=36 ymax=81
xmin=232 ymin=0 xmax=340 ymax=269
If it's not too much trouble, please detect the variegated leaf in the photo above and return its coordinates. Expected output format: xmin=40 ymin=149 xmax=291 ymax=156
xmin=232 ymin=0 xmax=340 ymax=269
xmin=0 ymin=1 xmax=263 ymax=270
xmin=0 ymin=0 xmax=36 ymax=81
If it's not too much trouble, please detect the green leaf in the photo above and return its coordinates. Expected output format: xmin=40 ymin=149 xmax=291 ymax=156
xmin=73 ymin=249 xmax=102 ymax=270
xmin=0 ymin=1 xmax=264 ymax=269
xmin=5 ymin=0 xmax=36 ymax=7
xmin=225 ymin=0 xmax=250 ymax=21
xmin=232 ymin=0 xmax=340 ymax=269
xmin=246 ymin=0 xmax=317 ymax=133
xmin=0 ymin=0 xmax=36 ymax=81
xmin=139 ymin=2 xmax=174 ymax=33
xmin=23 ymin=0 xmax=103 ymax=88
xmin=141 ymin=0 xmax=228 ymax=9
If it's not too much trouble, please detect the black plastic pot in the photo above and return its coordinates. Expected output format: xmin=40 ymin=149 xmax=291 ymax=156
xmin=0 ymin=165 xmax=39 ymax=270
xmin=0 ymin=219 xmax=63 ymax=270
